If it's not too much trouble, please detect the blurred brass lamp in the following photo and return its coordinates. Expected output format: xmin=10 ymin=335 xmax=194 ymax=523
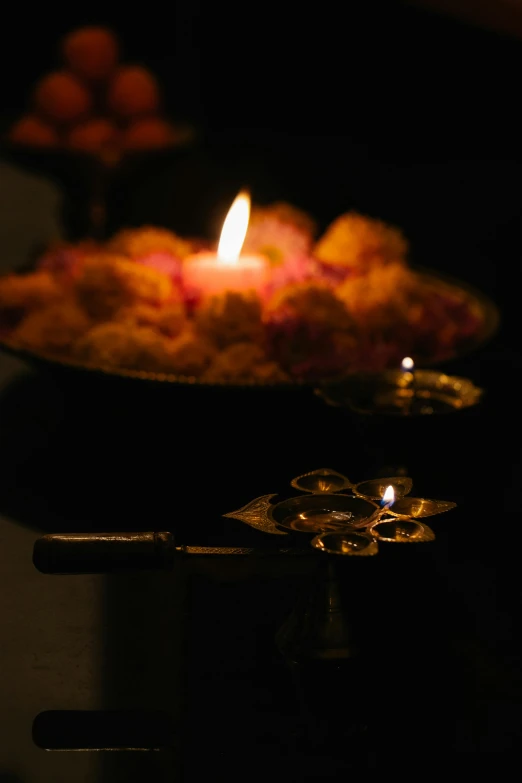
xmin=316 ymin=357 xmax=483 ymax=417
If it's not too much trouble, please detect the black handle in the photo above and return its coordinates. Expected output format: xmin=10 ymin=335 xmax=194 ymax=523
xmin=33 ymin=532 xmax=317 ymax=576
xmin=33 ymin=709 xmax=175 ymax=750
xmin=33 ymin=531 xmax=175 ymax=574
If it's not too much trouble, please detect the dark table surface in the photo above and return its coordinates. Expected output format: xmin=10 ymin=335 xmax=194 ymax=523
xmin=2 ymin=4 xmax=522 ymax=780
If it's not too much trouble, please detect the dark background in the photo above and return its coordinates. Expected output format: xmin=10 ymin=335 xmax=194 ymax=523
xmin=2 ymin=0 xmax=522 ymax=520
xmin=3 ymin=0 xmax=522 ymax=149
xmin=3 ymin=0 xmax=521 ymax=300
xmin=1 ymin=2 xmax=522 ymax=778
xmin=3 ymin=0 xmax=522 ymax=148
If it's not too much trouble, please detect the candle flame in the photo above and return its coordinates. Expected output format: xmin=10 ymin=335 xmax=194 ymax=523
xmin=217 ymin=190 xmax=250 ymax=264
xmin=401 ymin=356 xmax=414 ymax=372
xmin=382 ymin=485 xmax=395 ymax=507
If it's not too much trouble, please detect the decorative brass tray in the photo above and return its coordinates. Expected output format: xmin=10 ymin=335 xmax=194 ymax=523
xmin=0 ymin=269 xmax=500 ymax=389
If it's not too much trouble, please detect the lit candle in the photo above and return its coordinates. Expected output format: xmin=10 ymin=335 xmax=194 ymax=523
xmin=183 ymin=190 xmax=269 ymax=297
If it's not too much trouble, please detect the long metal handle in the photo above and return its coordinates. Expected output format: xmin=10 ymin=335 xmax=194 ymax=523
xmin=33 ymin=532 xmax=315 ymax=576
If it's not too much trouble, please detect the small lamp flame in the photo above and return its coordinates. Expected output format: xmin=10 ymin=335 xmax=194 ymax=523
xmin=217 ymin=190 xmax=251 ymax=264
xmin=401 ymin=356 xmax=414 ymax=372
xmin=381 ymin=485 xmax=395 ymax=508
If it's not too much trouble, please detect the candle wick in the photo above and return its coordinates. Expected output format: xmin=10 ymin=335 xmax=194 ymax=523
xmin=410 ymin=369 xmax=417 ymax=398
xmin=355 ymin=501 xmax=393 ymax=529
xmin=403 ymin=369 xmax=416 ymax=415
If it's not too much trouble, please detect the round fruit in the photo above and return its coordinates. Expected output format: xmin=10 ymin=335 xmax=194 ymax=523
xmin=122 ymin=117 xmax=176 ymax=150
xmin=67 ymin=118 xmax=120 ymax=154
xmin=9 ymin=115 xmax=60 ymax=147
xmin=33 ymin=70 xmax=92 ymax=124
xmin=62 ymin=26 xmax=119 ymax=82
xmin=107 ymin=65 xmax=160 ymax=119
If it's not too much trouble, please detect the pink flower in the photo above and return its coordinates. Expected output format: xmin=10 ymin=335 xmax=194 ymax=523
xmin=243 ymin=215 xmax=312 ymax=265
xmin=135 ymin=251 xmax=182 ymax=284
xmin=38 ymin=242 xmax=94 ymax=281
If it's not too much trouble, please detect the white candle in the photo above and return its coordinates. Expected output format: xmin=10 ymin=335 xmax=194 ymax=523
xmin=183 ymin=190 xmax=269 ymax=297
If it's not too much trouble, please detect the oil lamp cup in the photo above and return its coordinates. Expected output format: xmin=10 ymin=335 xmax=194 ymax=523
xmin=316 ymin=369 xmax=484 ymax=489
xmin=322 ymin=368 xmax=483 ymax=416
xmin=269 ymin=493 xmax=378 ymax=535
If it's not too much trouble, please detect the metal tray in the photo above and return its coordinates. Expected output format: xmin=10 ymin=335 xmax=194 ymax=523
xmin=0 ymin=268 xmax=500 ymax=390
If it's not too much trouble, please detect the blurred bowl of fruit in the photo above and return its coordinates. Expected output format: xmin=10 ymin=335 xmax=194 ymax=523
xmin=1 ymin=26 xmax=198 ymax=238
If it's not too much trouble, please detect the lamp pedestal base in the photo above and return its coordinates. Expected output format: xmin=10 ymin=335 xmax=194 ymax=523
xmin=276 ymin=560 xmax=371 ymax=747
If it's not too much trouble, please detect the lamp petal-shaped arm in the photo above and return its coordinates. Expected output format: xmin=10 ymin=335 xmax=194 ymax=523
xmin=387 ymin=497 xmax=456 ymax=518
xmin=223 ymin=494 xmax=287 ymax=535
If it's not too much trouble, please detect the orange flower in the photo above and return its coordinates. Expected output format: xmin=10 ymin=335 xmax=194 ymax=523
xmin=12 ymin=303 xmax=91 ymax=355
xmin=314 ymin=211 xmax=408 ymax=270
xmin=74 ymin=254 xmax=172 ymax=320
